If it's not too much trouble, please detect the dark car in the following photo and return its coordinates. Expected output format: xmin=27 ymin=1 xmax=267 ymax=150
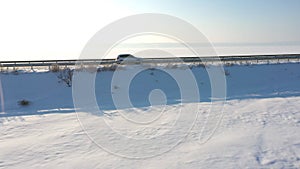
xmin=116 ymin=54 xmax=141 ymax=64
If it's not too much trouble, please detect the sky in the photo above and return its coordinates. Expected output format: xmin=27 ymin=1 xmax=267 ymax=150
xmin=0 ymin=0 xmax=300 ymax=61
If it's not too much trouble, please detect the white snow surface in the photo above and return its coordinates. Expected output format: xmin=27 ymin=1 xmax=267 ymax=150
xmin=0 ymin=63 xmax=300 ymax=168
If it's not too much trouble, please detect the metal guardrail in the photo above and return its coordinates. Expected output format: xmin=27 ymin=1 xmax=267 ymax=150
xmin=0 ymin=59 xmax=116 ymax=68
xmin=0 ymin=54 xmax=300 ymax=68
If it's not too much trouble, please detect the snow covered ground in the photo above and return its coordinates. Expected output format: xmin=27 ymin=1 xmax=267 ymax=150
xmin=0 ymin=62 xmax=300 ymax=168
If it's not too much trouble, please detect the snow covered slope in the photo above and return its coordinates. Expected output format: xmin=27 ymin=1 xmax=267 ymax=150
xmin=1 ymin=63 xmax=300 ymax=115
xmin=0 ymin=63 xmax=300 ymax=168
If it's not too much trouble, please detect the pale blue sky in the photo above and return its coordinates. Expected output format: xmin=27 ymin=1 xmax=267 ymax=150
xmin=116 ymin=0 xmax=300 ymax=43
xmin=0 ymin=0 xmax=299 ymax=60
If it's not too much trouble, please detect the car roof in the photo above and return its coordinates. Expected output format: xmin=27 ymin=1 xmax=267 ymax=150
xmin=118 ymin=54 xmax=135 ymax=58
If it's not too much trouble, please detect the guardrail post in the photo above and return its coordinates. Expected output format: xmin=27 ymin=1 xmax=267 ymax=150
xmin=30 ymin=62 xmax=33 ymax=70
